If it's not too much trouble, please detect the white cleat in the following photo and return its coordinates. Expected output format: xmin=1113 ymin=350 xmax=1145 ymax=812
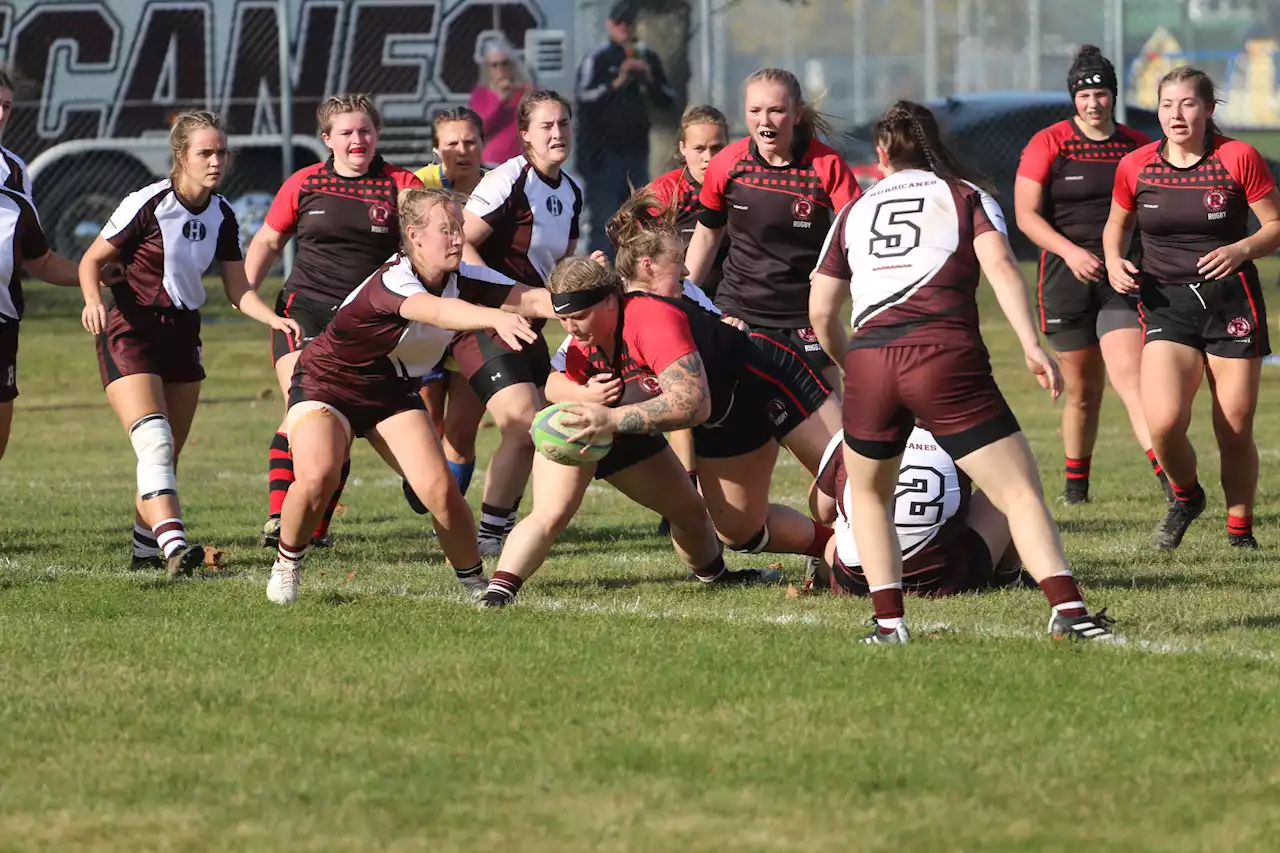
xmin=457 ymin=572 xmax=489 ymax=597
xmin=267 ymin=566 xmax=300 ymax=604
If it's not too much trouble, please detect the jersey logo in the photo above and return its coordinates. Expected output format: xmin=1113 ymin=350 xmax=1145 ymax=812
xmin=791 ymin=198 xmax=813 ymax=229
xmin=1227 ymin=316 xmax=1253 ymax=337
xmin=797 ymin=326 xmax=818 ymax=344
xmin=766 ymin=397 xmax=788 ymax=425
xmin=369 ymin=203 xmax=391 ymax=226
xmin=1203 ymin=189 xmax=1227 ymax=212
xmin=638 ymin=374 xmax=661 ymax=395
xmin=546 ymin=196 xmax=564 ymax=216
xmin=182 ymin=220 xmax=207 ymax=241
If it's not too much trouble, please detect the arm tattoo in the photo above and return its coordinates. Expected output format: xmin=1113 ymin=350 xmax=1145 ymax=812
xmin=616 ymin=353 xmax=710 ymax=434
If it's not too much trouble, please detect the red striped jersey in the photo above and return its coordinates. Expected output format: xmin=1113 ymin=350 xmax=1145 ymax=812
xmin=265 ymin=156 xmax=422 ymax=305
xmin=101 ymin=180 xmax=242 ymax=310
xmin=1113 ymin=135 xmax=1275 ymax=284
xmin=815 ymin=169 xmax=1004 ymax=348
xmin=698 ymin=135 xmax=859 ymax=326
xmin=1017 ymin=120 xmax=1149 ymax=247
xmin=0 ymin=187 xmax=49 ymax=321
xmin=466 ymin=155 xmax=583 ymax=288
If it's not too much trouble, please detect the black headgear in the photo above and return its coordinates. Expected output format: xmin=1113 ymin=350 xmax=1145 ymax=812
xmin=1068 ymin=50 xmax=1118 ymax=97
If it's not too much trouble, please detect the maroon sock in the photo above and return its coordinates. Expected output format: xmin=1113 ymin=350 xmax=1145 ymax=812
xmin=268 ymin=432 xmax=293 ymax=518
xmin=313 ymin=458 xmax=350 ymax=538
xmin=1171 ymin=478 xmax=1203 ymax=505
xmin=1228 ymin=514 xmax=1253 ymax=538
xmin=487 ymin=571 xmax=525 ymax=600
xmin=804 ymin=522 xmax=834 ymax=558
xmin=1039 ymin=572 xmax=1086 ymax=617
xmin=869 ymin=585 xmax=905 ymax=623
xmin=1145 ymin=448 xmax=1164 ymax=478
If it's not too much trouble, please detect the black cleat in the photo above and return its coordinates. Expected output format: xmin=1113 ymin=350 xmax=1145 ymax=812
xmin=260 ymin=516 xmax=280 ymax=549
xmin=708 ymin=567 xmax=784 ymax=586
xmin=130 ymin=554 xmax=165 ymax=571
xmin=402 ymin=479 xmax=429 ymax=515
xmin=1063 ymin=483 xmax=1090 ymax=505
xmin=479 ymin=590 xmax=514 ymax=608
xmin=1048 ymin=608 xmax=1118 ymax=642
xmin=310 ymin=534 xmax=334 ymax=549
xmin=165 ymin=544 xmax=205 ymax=580
xmin=1152 ymin=490 xmax=1206 ymax=550
xmin=1229 ymin=532 xmax=1260 ymax=550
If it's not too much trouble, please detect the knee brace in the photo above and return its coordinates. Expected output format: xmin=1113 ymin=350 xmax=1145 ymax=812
xmin=130 ymin=414 xmax=177 ymax=501
xmin=728 ymin=524 xmax=771 ymax=554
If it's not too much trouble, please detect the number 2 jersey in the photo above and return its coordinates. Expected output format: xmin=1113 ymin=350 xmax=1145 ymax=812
xmin=815 ymin=168 xmax=1005 ymax=349
xmin=815 ymin=427 xmax=965 ymax=569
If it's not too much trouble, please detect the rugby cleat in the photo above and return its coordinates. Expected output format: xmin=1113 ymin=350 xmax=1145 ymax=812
xmin=861 ymin=622 xmax=911 ymax=645
xmin=456 ymin=572 xmax=489 ymax=596
xmin=1048 ymin=608 xmax=1117 ymax=642
xmin=1062 ymin=483 xmax=1090 ymax=505
xmin=1228 ymin=532 xmax=1260 ymax=550
xmin=165 ymin=544 xmax=205 ymax=580
xmin=130 ymin=554 xmax=165 ymax=571
xmin=260 ymin=516 xmax=281 ymax=549
xmin=711 ymin=567 xmax=784 ymax=586
xmin=801 ymin=556 xmax=823 ymax=593
xmin=1152 ymin=490 xmax=1206 ymax=550
xmin=477 ymin=533 xmax=506 ymax=558
xmin=267 ymin=565 xmax=301 ymax=604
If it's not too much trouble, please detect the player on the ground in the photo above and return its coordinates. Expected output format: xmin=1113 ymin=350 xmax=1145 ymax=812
xmin=478 ymin=203 xmax=840 ymax=607
xmin=245 ymin=94 xmax=421 ymax=551
xmin=807 ymin=427 xmax=1024 ymax=596
xmin=443 ymin=89 xmax=584 ymax=557
xmin=266 ymin=188 xmax=554 ymax=604
xmin=78 ymin=111 xmax=300 ymax=578
xmin=1016 ymin=46 xmax=1163 ymax=505
xmin=1103 ymin=67 xmax=1280 ymax=551
xmin=810 ymin=100 xmax=1114 ymax=644
xmin=412 ymin=107 xmax=488 ymax=463
xmin=684 ymin=68 xmax=859 ymax=390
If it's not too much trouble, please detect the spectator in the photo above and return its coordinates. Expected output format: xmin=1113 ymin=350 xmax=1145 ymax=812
xmin=469 ymin=37 xmax=530 ymax=167
xmin=575 ymin=0 xmax=675 ymax=255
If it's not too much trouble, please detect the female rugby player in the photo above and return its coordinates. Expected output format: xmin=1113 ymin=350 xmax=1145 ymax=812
xmin=1103 ymin=67 xmax=1280 ymax=550
xmin=810 ymin=101 xmax=1113 ymax=643
xmin=1016 ymin=46 xmax=1162 ymax=504
xmin=448 ymin=89 xmax=584 ymax=556
xmin=79 ymin=111 xmax=301 ymax=578
xmin=267 ymin=188 xmax=554 ymax=604
xmin=246 ymin=94 xmax=421 ymax=550
xmin=684 ymin=68 xmax=859 ymax=389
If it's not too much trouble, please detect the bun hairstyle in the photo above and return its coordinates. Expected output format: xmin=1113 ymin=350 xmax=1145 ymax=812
xmin=874 ymin=100 xmax=990 ymax=191
xmin=1067 ymin=45 xmax=1118 ymax=97
xmin=607 ymin=188 xmax=681 ymax=282
xmin=744 ymin=68 xmax=835 ymax=142
xmin=548 ymin=255 xmax=622 ymax=296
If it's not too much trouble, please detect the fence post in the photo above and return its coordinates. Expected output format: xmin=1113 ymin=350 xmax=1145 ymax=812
xmin=698 ymin=0 xmax=712 ymax=102
xmin=1028 ymin=0 xmax=1041 ymax=91
xmin=1112 ymin=0 xmax=1126 ymax=124
xmin=924 ymin=0 xmax=938 ymax=101
xmin=278 ymin=0 xmax=296 ymax=279
xmin=853 ymin=0 xmax=866 ymax=124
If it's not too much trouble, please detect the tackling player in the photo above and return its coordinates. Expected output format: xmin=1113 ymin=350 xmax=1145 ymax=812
xmin=1103 ymin=67 xmax=1280 ymax=550
xmin=810 ymin=100 xmax=1114 ymax=643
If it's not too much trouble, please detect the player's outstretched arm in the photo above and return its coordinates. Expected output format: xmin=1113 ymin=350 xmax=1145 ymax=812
xmin=400 ymin=292 xmax=536 ymax=351
xmin=24 ymin=251 xmax=79 ymax=287
xmin=502 ymin=283 xmax=556 ymax=319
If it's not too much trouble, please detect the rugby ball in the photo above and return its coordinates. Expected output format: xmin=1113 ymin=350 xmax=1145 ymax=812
xmin=531 ymin=403 xmax=613 ymax=466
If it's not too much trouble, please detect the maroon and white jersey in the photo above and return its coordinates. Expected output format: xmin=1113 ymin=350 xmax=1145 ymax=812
xmin=1113 ymin=135 xmax=1276 ymax=285
xmin=1017 ymin=120 xmax=1149 ymax=248
xmin=815 ymin=169 xmax=1004 ymax=349
xmin=265 ymin=156 xmax=422 ymax=305
xmin=101 ymin=179 xmax=242 ymax=311
xmin=302 ymin=256 xmax=514 ymax=398
xmin=699 ymin=135 xmax=860 ymax=327
xmin=465 ymin=155 xmax=583 ymax=288
xmin=0 ymin=146 xmax=33 ymax=204
xmin=0 ymin=188 xmax=50 ymax=321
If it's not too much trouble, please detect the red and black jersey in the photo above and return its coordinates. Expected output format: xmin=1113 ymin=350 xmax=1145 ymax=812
xmin=1113 ymin=135 xmax=1276 ymax=285
xmin=0 ymin=188 xmax=48 ymax=321
xmin=266 ymin=155 xmax=422 ymax=306
xmin=1018 ymin=120 xmax=1150 ymax=248
xmin=649 ymin=166 xmax=728 ymax=297
xmin=699 ymin=135 xmax=860 ymax=327
xmin=565 ymin=291 xmax=751 ymax=425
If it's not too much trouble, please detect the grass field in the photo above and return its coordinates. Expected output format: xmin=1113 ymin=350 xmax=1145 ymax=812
xmin=4 ymin=264 xmax=1280 ymax=852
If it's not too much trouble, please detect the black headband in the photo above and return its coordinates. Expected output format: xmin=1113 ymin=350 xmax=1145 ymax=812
xmin=1068 ymin=59 xmax=1117 ymax=97
xmin=551 ymin=287 xmax=614 ymax=315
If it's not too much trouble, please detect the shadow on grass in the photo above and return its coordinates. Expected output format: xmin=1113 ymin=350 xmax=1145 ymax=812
xmin=536 ymin=573 xmax=693 ymax=591
xmin=1082 ymin=570 xmax=1276 ymax=592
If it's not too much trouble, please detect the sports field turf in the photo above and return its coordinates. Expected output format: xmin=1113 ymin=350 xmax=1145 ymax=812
xmin=3 ymin=265 xmax=1280 ymax=851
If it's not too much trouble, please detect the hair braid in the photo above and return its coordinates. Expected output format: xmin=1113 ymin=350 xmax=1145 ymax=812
xmin=908 ymin=114 xmax=936 ymax=171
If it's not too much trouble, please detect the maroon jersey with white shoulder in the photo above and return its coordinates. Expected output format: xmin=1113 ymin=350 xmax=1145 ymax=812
xmin=815 ymin=168 xmax=1005 ymax=349
xmin=1017 ymin=120 xmax=1149 ymax=248
xmin=265 ymin=156 xmax=422 ymax=305
xmin=699 ymin=135 xmax=860 ymax=327
xmin=102 ymin=179 xmax=242 ymax=311
xmin=1113 ymin=135 xmax=1276 ymax=285
xmin=0 ymin=188 xmax=49 ymax=321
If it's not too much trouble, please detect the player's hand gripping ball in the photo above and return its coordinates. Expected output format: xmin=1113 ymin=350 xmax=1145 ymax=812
xmin=531 ymin=403 xmax=613 ymax=466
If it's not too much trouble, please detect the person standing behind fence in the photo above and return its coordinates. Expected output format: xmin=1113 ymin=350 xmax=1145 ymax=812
xmin=1103 ymin=67 xmax=1280 ymax=551
xmin=1015 ymin=45 xmax=1163 ymax=506
xmin=78 ymin=111 xmax=301 ymax=579
xmin=244 ymin=94 xmax=421 ymax=553
xmin=469 ymin=38 xmax=531 ymax=168
xmin=575 ymin=0 xmax=675 ymax=256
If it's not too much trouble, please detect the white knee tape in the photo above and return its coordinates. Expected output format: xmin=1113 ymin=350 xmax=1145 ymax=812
xmin=129 ymin=414 xmax=177 ymax=501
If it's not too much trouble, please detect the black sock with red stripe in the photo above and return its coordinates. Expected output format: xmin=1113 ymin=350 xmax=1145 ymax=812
xmin=1146 ymin=448 xmax=1164 ymax=478
xmin=1148 ymin=449 xmax=1174 ymax=502
xmin=267 ymin=432 xmax=293 ymax=518
xmin=1171 ymin=478 xmax=1205 ymax=507
xmin=313 ymin=459 xmax=349 ymax=540
xmin=1228 ymin=514 xmax=1253 ymax=538
xmin=1065 ymin=456 xmax=1091 ymax=501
